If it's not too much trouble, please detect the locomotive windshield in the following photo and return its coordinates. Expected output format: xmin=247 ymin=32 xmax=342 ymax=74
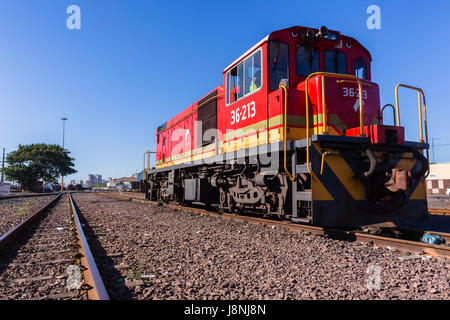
xmin=324 ymin=49 xmax=347 ymax=74
xmin=296 ymin=44 xmax=320 ymax=76
xmin=269 ymin=41 xmax=289 ymax=90
xmin=354 ymin=57 xmax=368 ymax=79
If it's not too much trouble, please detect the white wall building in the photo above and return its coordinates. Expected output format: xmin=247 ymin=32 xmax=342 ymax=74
xmin=426 ymin=162 xmax=450 ymax=195
xmin=0 ymin=182 xmax=11 ymax=196
xmin=83 ymin=181 xmax=93 ymax=189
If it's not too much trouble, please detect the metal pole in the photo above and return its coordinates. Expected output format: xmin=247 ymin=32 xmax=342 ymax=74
xmin=432 ymin=138 xmax=435 ymax=163
xmin=61 ymin=117 xmax=68 ymax=192
xmin=1 ymin=148 xmax=5 ymax=182
xmin=431 ymin=138 xmax=439 ymax=164
xmin=63 ymin=121 xmax=65 ymax=148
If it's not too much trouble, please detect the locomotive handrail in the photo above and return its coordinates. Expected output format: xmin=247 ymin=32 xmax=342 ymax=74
xmin=394 ymin=84 xmax=428 ymax=143
xmin=381 ymin=104 xmax=397 ymax=125
xmin=394 ymin=84 xmax=429 ymax=176
xmin=335 ymin=79 xmax=374 ymax=88
xmin=304 ymin=72 xmax=365 ymax=178
xmin=143 ymin=151 xmax=148 ymax=184
xmin=280 ymin=84 xmax=296 ymax=181
xmin=142 ymin=150 xmax=155 ymax=184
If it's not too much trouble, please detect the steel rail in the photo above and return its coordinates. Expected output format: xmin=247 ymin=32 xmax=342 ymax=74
xmin=99 ymin=192 xmax=450 ymax=259
xmin=0 ymin=194 xmax=61 ymax=248
xmin=68 ymin=193 xmax=109 ymax=300
xmin=428 ymin=208 xmax=450 ymax=216
xmin=395 ymin=227 xmax=450 ymax=244
xmin=431 ymin=231 xmax=450 ymax=243
xmin=0 ymin=192 xmax=59 ymax=200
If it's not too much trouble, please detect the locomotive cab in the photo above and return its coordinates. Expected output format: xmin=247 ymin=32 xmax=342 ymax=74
xmin=222 ymin=26 xmax=380 ymax=147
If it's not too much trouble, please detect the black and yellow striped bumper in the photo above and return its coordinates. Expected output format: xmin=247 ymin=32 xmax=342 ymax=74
xmin=307 ymin=136 xmax=428 ymax=228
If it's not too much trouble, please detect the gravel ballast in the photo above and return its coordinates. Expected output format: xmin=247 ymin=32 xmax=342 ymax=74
xmin=0 ymin=195 xmax=58 ymax=236
xmin=0 ymin=195 xmax=84 ymax=300
xmin=73 ymin=193 xmax=450 ymax=300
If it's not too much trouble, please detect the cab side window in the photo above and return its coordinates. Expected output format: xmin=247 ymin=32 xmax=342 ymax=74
xmin=324 ymin=50 xmax=347 ymax=75
xmin=269 ymin=41 xmax=289 ymax=90
xmin=226 ymin=66 xmax=241 ymax=104
xmin=236 ymin=64 xmax=244 ymax=100
xmin=244 ymin=50 xmax=262 ymax=95
xmin=354 ymin=57 xmax=367 ymax=79
xmin=226 ymin=49 xmax=262 ymax=105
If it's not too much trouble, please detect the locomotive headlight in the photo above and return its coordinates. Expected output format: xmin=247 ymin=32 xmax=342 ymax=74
xmin=306 ymin=29 xmax=316 ymax=40
xmin=318 ymin=26 xmax=339 ymax=42
xmin=328 ymin=32 xmax=339 ymax=41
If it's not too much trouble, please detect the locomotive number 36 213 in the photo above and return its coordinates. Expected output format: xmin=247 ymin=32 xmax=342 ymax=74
xmin=343 ymin=87 xmax=367 ymax=99
xmin=231 ymin=101 xmax=256 ymax=125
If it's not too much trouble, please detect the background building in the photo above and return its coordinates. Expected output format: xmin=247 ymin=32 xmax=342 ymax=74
xmin=0 ymin=182 xmax=11 ymax=196
xmin=83 ymin=181 xmax=92 ymax=189
xmin=426 ymin=163 xmax=450 ymax=195
xmin=87 ymin=174 xmax=102 ymax=185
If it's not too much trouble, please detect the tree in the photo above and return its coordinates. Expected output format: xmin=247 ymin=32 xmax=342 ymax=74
xmin=2 ymin=144 xmax=77 ymax=191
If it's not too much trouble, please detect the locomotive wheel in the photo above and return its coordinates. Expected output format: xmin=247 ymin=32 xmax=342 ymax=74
xmin=219 ymin=189 xmax=227 ymax=207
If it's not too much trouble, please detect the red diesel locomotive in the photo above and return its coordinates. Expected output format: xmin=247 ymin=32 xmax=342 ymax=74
xmin=144 ymin=26 xmax=429 ymax=228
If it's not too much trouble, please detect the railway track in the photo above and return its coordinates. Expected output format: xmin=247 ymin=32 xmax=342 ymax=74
xmin=0 ymin=193 xmax=109 ymax=300
xmin=428 ymin=209 xmax=450 ymax=216
xmin=0 ymin=192 xmax=58 ymax=200
xmin=99 ymin=191 xmax=450 ymax=259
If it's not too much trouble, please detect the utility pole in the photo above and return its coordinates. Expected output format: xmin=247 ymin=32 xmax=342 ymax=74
xmin=1 ymin=148 xmax=5 ymax=183
xmin=432 ymin=138 xmax=439 ymax=164
xmin=61 ymin=117 xmax=68 ymax=192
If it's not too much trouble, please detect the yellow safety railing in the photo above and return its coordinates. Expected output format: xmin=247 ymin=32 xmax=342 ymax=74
xmin=304 ymin=72 xmax=367 ymax=178
xmin=381 ymin=104 xmax=396 ymax=125
xmin=280 ymin=83 xmax=296 ymax=181
xmin=142 ymin=150 xmax=154 ymax=184
xmin=394 ymin=84 xmax=429 ymax=175
xmin=281 ymin=78 xmax=429 ymax=180
xmin=394 ymin=84 xmax=428 ymax=143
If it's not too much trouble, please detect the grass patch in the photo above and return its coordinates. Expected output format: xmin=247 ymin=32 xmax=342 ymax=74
xmin=128 ymin=265 xmax=142 ymax=280
xmin=15 ymin=201 xmax=32 ymax=216
xmin=128 ymin=249 xmax=145 ymax=280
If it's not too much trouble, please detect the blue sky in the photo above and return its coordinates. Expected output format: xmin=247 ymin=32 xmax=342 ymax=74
xmin=1 ymin=0 xmax=449 ymax=182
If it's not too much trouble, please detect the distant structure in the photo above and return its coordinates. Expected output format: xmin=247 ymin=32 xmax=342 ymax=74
xmin=87 ymin=174 xmax=102 ymax=185
xmin=106 ymin=176 xmax=137 ymax=190
xmin=426 ymin=163 xmax=450 ymax=195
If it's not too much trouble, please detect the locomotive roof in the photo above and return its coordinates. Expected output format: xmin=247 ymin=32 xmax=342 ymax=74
xmin=223 ymin=26 xmax=372 ymax=73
